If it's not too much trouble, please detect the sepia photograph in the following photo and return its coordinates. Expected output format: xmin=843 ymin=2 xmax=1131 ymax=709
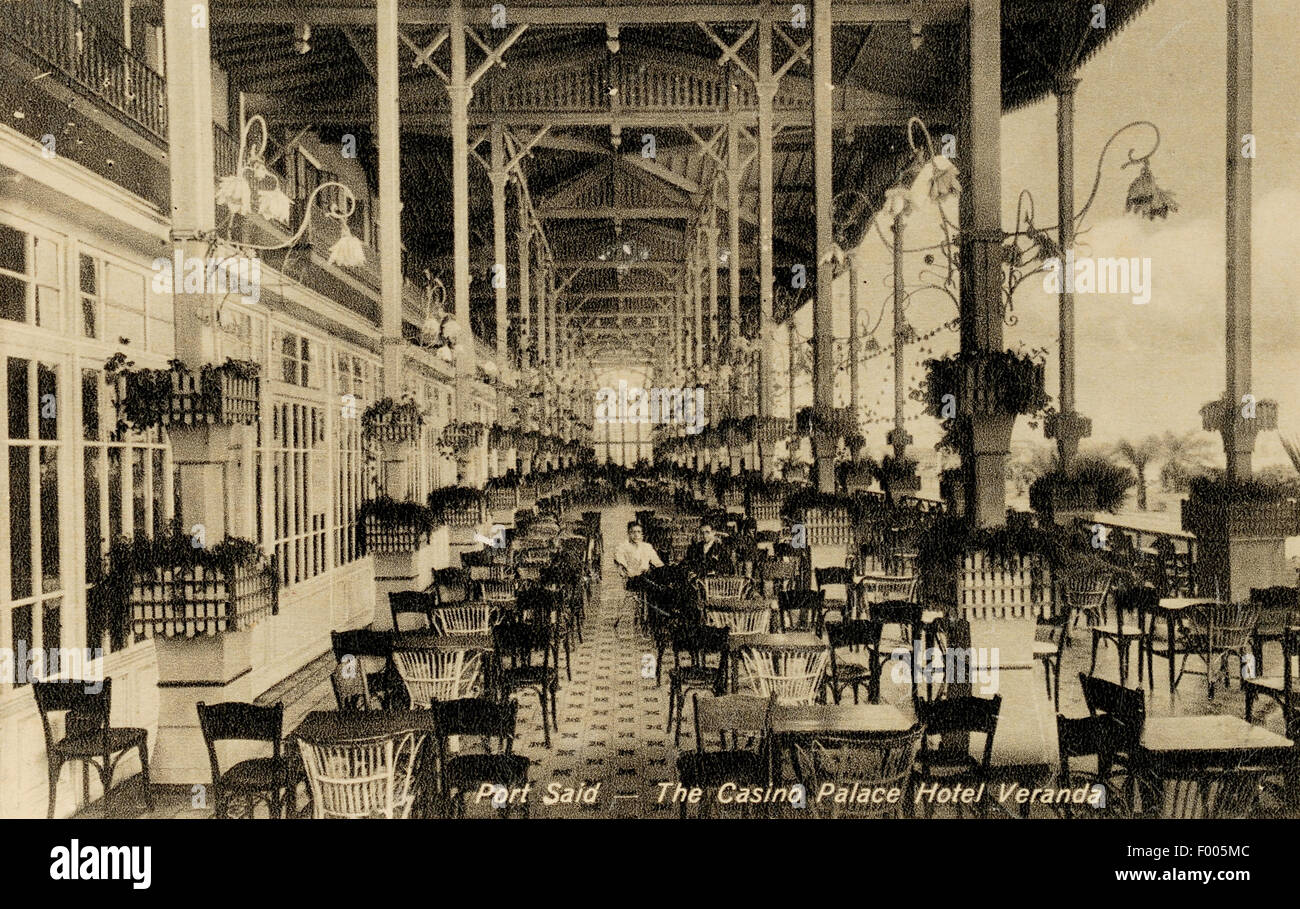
xmin=0 ymin=0 xmax=1296 ymax=889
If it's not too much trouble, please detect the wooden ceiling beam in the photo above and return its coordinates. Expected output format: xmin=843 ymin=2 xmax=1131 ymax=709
xmin=213 ymin=2 xmax=965 ymax=28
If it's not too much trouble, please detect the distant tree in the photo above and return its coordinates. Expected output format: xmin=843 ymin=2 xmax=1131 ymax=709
xmin=1113 ymin=436 xmax=1162 ymax=510
xmin=1158 ymin=430 xmax=1215 ymax=492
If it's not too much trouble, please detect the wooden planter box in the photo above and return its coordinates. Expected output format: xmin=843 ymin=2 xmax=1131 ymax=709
xmin=957 ymin=551 xmax=1053 ymax=620
xmin=130 ymin=560 xmax=277 ymax=637
xmin=756 ymin=418 xmax=791 ymax=445
xmin=487 ymin=487 xmax=520 ymax=512
xmin=442 ymin=504 xmax=485 ymax=530
xmin=799 ymin=508 xmax=853 ymax=547
xmin=365 ymin=413 xmax=422 ymax=445
xmin=121 ymin=365 xmax=261 ymax=428
xmin=1182 ymin=498 xmax=1300 ymax=540
xmin=748 ymin=497 xmax=782 ymax=522
xmin=363 ymin=515 xmax=432 ymax=553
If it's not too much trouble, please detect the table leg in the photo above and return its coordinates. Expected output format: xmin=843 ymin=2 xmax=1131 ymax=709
xmin=1167 ymin=614 xmax=1176 ymax=706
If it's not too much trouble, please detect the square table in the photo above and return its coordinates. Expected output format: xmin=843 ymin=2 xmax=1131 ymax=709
xmin=769 ymin=702 xmax=914 ymax=799
xmin=1134 ymin=714 xmax=1297 ymax=813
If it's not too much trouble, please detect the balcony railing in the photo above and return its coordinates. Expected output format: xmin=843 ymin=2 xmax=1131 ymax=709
xmin=3 ymin=0 xmax=166 ymax=143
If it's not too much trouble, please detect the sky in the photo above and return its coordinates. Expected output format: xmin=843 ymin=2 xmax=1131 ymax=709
xmin=813 ymin=0 xmax=1300 ymax=469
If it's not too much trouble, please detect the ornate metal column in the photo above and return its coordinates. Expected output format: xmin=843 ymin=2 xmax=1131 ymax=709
xmin=490 ymin=122 xmax=509 ymax=361
xmin=449 ymin=0 xmax=473 ymax=418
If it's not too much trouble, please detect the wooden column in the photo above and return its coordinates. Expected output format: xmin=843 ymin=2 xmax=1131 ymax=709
xmin=490 ymin=123 xmax=509 ymax=361
xmin=163 ymin=0 xmax=215 ymax=369
xmin=1050 ymin=76 xmax=1090 ymax=466
xmin=449 ymin=0 xmax=473 ymax=418
xmin=706 ymin=222 xmax=720 ymax=359
xmin=959 ymin=0 xmax=1006 ymax=527
xmin=757 ymin=14 xmax=776 ymax=419
xmin=726 ymin=115 xmax=742 ymax=366
xmin=547 ymin=267 xmax=558 ymax=368
xmin=890 ymin=220 xmax=911 ymax=461
xmin=516 ymin=186 xmax=533 ymax=371
xmin=1224 ymin=0 xmax=1255 ymax=480
xmin=847 ymin=252 xmax=861 ymax=454
xmin=692 ymin=236 xmax=704 ymax=369
xmin=810 ymin=0 xmax=835 ymax=493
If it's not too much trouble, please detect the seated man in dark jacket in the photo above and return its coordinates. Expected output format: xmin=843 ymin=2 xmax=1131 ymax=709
xmin=683 ymin=521 xmax=735 ymax=577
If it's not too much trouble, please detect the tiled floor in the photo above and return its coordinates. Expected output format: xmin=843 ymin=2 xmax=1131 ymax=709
xmin=78 ymin=497 xmax=1294 ymax=819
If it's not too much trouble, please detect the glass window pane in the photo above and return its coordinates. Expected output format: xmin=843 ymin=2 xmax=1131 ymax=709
xmin=80 ymin=254 xmax=97 ymax=293
xmin=40 ymin=446 xmax=59 ymax=592
xmin=152 ymin=449 xmax=165 ymax=535
xmin=36 ymin=285 xmax=58 ymax=329
xmin=9 ymin=447 xmax=32 ymax=600
xmin=132 ymin=448 xmax=146 ymax=533
xmin=8 ymin=357 xmax=29 ymax=439
xmin=37 ymin=363 xmax=57 ymax=441
xmin=10 ymin=605 xmax=32 ymax=684
xmin=0 ymin=224 xmax=25 ymax=273
xmin=0 ymin=274 xmax=26 ymax=322
xmin=83 ymin=296 xmax=98 ymax=338
xmin=84 ymin=448 xmax=102 ymax=581
xmin=42 ymin=600 xmax=61 ymax=676
xmin=34 ymin=237 xmax=58 ymax=284
xmin=82 ymin=370 xmax=100 ymax=440
xmin=108 ymin=448 xmax=123 ymax=540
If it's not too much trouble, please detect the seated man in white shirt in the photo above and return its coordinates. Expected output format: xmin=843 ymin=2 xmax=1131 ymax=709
xmin=613 ymin=521 xmax=664 ymax=580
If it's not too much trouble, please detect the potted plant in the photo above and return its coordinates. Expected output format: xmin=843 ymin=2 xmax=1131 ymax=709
xmin=921 ymin=349 xmax=1048 ymax=454
xmin=359 ymin=496 xmax=437 ymax=554
xmin=438 ymin=420 xmax=488 ymax=455
xmin=91 ymin=522 xmax=276 ymax=642
xmin=1182 ymin=475 xmax=1300 ymax=540
xmin=1030 ymin=456 xmax=1134 ymax=517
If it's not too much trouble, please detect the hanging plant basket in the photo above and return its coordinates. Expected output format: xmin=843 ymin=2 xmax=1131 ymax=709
xmin=362 ymin=398 xmax=425 ymax=445
xmin=429 ymin=486 xmax=486 ymax=528
xmin=1182 ymin=478 xmax=1300 ymax=539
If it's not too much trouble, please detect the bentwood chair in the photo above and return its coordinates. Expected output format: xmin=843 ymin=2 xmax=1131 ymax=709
xmin=664 ymin=623 xmax=731 ymax=746
xmin=814 ymin=566 xmax=855 ymax=624
xmin=33 ymin=679 xmax=152 ymax=819
xmin=492 ymin=619 xmax=560 ymax=747
xmin=1079 ymin=673 xmax=1147 ymax=808
xmin=196 ymin=701 xmax=290 ymax=819
xmin=676 ymin=693 xmax=777 ymax=818
xmin=790 ymin=725 xmax=925 ymax=819
xmin=824 ymin=620 xmax=884 ymax=705
xmin=296 ymin=730 xmax=427 ymax=819
xmin=390 ymin=591 xmax=437 ymax=634
xmin=430 ymin=698 xmax=530 ymax=818
xmin=331 ymin=629 xmax=397 ymax=710
xmin=914 ymin=695 xmax=1003 ymax=818
xmin=1035 ymin=606 xmax=1072 ymax=711
xmin=1250 ymin=586 xmax=1300 ymax=678
xmin=429 ymin=567 xmax=473 ymax=607
xmin=777 ymin=589 xmax=826 ymax=635
xmin=1055 ymin=713 xmax=1133 ymax=819
xmin=1244 ymin=627 xmax=1300 ymax=729
xmin=1089 ymin=585 xmax=1154 ymax=686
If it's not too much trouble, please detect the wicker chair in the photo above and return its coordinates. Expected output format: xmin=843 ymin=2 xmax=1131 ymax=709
xmin=790 ymin=725 xmax=925 ymax=818
xmin=739 ymin=644 xmax=829 ymax=706
xmin=1063 ymin=570 xmax=1113 ymax=628
xmin=704 ymin=604 xmax=772 ymax=637
xmin=393 ymin=649 xmax=483 ymax=708
xmin=429 ymin=602 xmax=495 ymax=635
xmin=855 ymin=575 xmax=917 ymax=617
xmin=697 ymin=575 xmax=753 ymax=609
xmin=1181 ymin=603 xmax=1260 ymax=700
xmin=296 ymin=730 xmax=427 ymax=819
